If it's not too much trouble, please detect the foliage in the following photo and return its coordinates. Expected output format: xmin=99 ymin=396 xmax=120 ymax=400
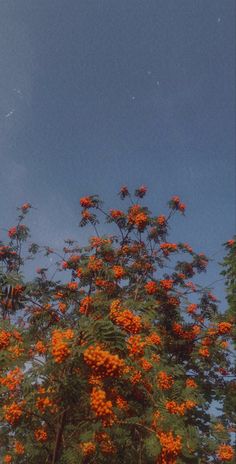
xmin=0 ymin=190 xmax=235 ymax=463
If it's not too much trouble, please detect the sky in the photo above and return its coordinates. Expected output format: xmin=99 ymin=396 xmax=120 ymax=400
xmin=0 ymin=0 xmax=235 ymax=302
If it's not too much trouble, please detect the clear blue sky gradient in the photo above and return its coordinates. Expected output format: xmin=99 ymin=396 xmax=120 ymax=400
xmin=0 ymin=1 xmax=235 ymax=303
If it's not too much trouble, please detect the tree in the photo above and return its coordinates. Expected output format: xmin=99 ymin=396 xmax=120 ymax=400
xmin=0 ymin=187 xmax=235 ymax=464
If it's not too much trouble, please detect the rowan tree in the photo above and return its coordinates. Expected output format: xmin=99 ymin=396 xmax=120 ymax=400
xmin=0 ymin=188 xmax=235 ymax=464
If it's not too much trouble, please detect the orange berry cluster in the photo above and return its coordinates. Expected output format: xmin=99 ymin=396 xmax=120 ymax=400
xmin=88 ymin=255 xmax=103 ymax=272
xmin=84 ymin=344 xmax=125 ymax=377
xmin=157 ymin=372 xmax=174 ymax=390
xmin=36 ymin=395 xmax=57 ymax=414
xmin=145 ymin=281 xmax=158 ymax=294
xmin=160 ymin=279 xmax=174 ymax=291
xmin=3 ymin=455 xmax=12 ymax=463
xmin=157 ymin=431 xmax=182 ymax=464
xmin=110 ymin=301 xmax=142 ymax=334
xmin=96 ymin=432 xmax=117 ymax=454
xmin=51 ymin=329 xmax=74 ymax=363
xmin=115 ymin=395 xmax=129 ymax=410
xmin=80 ymin=441 xmax=96 ymax=456
xmin=90 ymin=387 xmax=114 ymax=422
xmin=217 ymin=444 xmax=234 ymax=461
xmin=160 ymin=243 xmax=178 ymax=255
xmin=14 ymin=441 xmax=25 ymax=455
xmin=79 ymin=296 xmax=93 ymax=315
xmin=128 ymin=205 xmax=149 ymax=231
xmin=165 ymin=400 xmax=196 ymax=416
xmin=0 ymin=367 xmax=23 ymax=391
xmin=34 ymin=340 xmax=47 ymax=354
xmin=186 ymin=378 xmax=197 ymax=388
xmin=157 ymin=215 xmax=166 ymax=226
xmin=127 ymin=335 xmax=146 ymax=357
xmin=217 ymin=322 xmax=232 ymax=335
xmin=173 ymin=323 xmax=201 ymax=340
xmin=146 ymin=332 xmax=161 ymax=346
xmin=112 ymin=265 xmax=126 ymax=279
xmin=34 ymin=428 xmax=47 ymax=442
xmin=3 ymin=402 xmax=24 ymax=425
xmin=0 ymin=330 xmax=11 ymax=349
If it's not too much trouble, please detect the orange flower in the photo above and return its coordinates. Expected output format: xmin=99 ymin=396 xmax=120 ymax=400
xmin=158 ymin=431 xmax=182 ymax=462
xmin=217 ymin=444 xmax=234 ymax=461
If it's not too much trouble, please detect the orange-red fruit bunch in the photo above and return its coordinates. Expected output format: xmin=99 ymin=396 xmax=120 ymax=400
xmin=157 ymin=431 xmax=182 ymax=464
xmin=157 ymin=371 xmax=174 ymax=390
xmin=83 ymin=344 xmax=125 ymax=377
xmin=110 ymin=300 xmax=142 ymax=334
xmin=90 ymin=387 xmax=114 ymax=419
xmin=217 ymin=444 xmax=234 ymax=461
xmin=51 ymin=329 xmax=74 ymax=363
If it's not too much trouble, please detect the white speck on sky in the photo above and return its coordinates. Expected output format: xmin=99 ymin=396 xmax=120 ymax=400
xmin=5 ymin=109 xmax=15 ymax=118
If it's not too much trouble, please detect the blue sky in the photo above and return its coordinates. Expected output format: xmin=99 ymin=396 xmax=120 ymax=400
xmin=0 ymin=1 xmax=235 ymax=301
